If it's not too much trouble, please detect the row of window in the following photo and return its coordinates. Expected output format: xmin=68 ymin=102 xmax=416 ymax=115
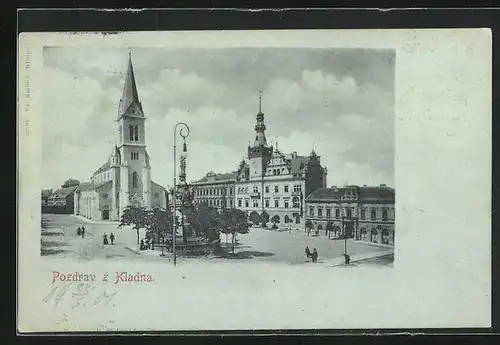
xmin=195 ymin=199 xmax=234 ymax=207
xmin=95 ymin=172 xmax=110 ymax=184
xmin=195 ymin=187 xmax=233 ymax=196
xmin=308 ymin=207 xmax=390 ymax=220
xmin=237 ymin=196 xmax=301 ymax=209
xmin=237 ymin=184 xmax=302 ymax=194
xmin=130 ymin=152 xmax=140 ymax=160
xmin=268 ymin=167 xmax=287 ymax=176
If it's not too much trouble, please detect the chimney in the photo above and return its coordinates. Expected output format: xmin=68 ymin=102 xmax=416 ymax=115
xmin=292 ymin=151 xmax=297 ymax=159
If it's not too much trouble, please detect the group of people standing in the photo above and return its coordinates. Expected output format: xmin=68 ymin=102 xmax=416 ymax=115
xmin=77 ymin=225 xmax=116 ymax=246
xmin=140 ymin=238 xmax=155 ymax=251
xmin=305 ymin=246 xmax=319 ymax=263
xmin=76 ymin=226 xmax=85 ymax=238
xmin=103 ymin=232 xmax=115 ymax=245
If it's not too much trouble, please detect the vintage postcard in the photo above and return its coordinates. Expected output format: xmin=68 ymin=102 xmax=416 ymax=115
xmin=17 ymin=29 xmax=492 ymax=333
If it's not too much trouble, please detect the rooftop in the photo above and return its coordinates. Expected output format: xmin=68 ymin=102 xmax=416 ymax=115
xmin=306 ymin=185 xmax=395 ymax=202
xmin=193 ymin=171 xmax=237 ymax=184
xmin=93 ymin=160 xmax=111 ymax=175
xmin=76 ymin=180 xmax=112 ymax=192
xmin=48 ymin=186 xmax=78 ymax=199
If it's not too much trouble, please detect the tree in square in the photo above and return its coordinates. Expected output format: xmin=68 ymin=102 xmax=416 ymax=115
xmin=118 ymin=205 xmax=150 ymax=245
xmin=219 ymin=208 xmax=249 ymax=254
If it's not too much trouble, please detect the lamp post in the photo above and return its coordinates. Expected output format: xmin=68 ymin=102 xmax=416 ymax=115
xmin=342 ymin=212 xmax=358 ymax=265
xmin=172 ymin=122 xmax=190 ymax=266
xmin=342 ymin=216 xmax=347 ymax=258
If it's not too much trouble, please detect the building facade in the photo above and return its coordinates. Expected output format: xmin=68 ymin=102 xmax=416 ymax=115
xmin=192 ymin=172 xmax=236 ymax=213
xmin=73 ymin=53 xmax=167 ymax=221
xmin=305 ymin=184 xmax=395 ymax=246
xmin=191 ymin=94 xmax=328 ymax=226
xmin=46 ymin=186 xmax=78 ymax=213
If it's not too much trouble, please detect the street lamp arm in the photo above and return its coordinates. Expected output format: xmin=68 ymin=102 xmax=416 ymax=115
xmin=174 ymin=122 xmax=190 ymax=141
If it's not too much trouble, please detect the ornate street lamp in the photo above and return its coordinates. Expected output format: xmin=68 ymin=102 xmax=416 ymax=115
xmin=172 ymin=122 xmax=190 ymax=266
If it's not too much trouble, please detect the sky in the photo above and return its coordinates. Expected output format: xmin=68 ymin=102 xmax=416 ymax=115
xmin=42 ymin=46 xmax=395 ymax=191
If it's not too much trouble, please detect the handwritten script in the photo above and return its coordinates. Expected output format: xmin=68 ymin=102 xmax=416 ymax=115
xmin=43 ymin=282 xmax=119 ymax=309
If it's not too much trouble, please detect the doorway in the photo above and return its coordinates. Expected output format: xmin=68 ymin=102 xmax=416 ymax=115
xmin=293 ymin=213 xmax=300 ymax=224
xmin=345 ymin=222 xmax=354 ymax=238
xmin=102 ymin=209 xmax=109 ymax=220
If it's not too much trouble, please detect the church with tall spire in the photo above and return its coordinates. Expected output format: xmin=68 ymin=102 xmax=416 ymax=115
xmin=191 ymin=90 xmax=328 ymax=227
xmin=73 ymin=52 xmax=167 ymax=221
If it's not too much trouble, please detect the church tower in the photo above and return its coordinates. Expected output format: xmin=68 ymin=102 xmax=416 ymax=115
xmin=247 ymin=91 xmax=273 ymax=180
xmin=116 ymin=51 xmax=151 ymax=215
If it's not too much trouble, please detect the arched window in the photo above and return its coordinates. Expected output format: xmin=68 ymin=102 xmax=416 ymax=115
xmin=132 ymin=172 xmax=138 ymax=188
xmin=129 ymin=125 xmax=134 ymax=141
xmin=292 ymin=196 xmax=300 ymax=208
xmin=134 ymin=125 xmax=139 ymax=141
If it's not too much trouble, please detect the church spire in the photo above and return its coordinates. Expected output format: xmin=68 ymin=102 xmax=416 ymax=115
xmin=258 ymin=89 xmax=262 ymax=114
xmin=253 ymin=90 xmax=268 ymax=148
xmin=118 ymin=50 xmax=141 ymax=118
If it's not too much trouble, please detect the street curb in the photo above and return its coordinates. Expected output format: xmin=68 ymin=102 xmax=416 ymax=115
xmin=71 ymin=215 xmax=121 ymax=226
xmin=324 ymin=250 xmax=394 ymax=268
xmin=124 ymin=246 xmax=141 ymax=255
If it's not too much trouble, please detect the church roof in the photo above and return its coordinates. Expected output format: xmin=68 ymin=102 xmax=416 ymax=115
xmin=76 ymin=181 xmax=112 ymax=192
xmin=118 ymin=52 xmax=142 ymax=118
xmin=151 ymin=180 xmax=166 ymax=190
xmin=93 ymin=160 xmax=110 ymax=175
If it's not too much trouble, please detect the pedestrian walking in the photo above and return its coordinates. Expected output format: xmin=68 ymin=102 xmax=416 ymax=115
xmin=81 ymin=226 xmax=85 ymax=238
xmin=305 ymin=246 xmax=312 ymax=260
xmin=312 ymin=248 xmax=318 ymax=263
xmin=77 ymin=227 xmax=81 ymax=236
xmin=103 ymin=233 xmax=108 ymax=245
xmin=151 ymin=238 xmax=155 ymax=250
xmin=140 ymin=239 xmax=145 ymax=251
xmin=110 ymin=232 xmax=115 ymax=245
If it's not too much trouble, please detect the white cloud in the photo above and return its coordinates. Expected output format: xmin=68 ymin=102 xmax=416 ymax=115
xmin=41 ymin=48 xmax=394 ymax=191
xmin=302 ymin=70 xmax=358 ymax=98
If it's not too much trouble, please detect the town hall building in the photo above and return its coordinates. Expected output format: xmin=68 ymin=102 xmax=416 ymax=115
xmin=191 ymin=93 xmax=328 ymax=227
xmin=73 ymin=53 xmax=167 ymax=221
